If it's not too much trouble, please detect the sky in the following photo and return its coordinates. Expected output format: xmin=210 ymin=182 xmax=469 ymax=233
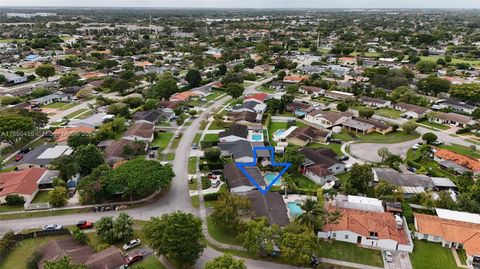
xmin=1 ymin=0 xmax=480 ymax=8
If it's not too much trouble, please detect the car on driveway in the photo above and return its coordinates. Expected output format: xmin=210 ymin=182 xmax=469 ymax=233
xmin=125 ymin=252 xmax=143 ymax=266
xmin=338 ymin=155 xmax=349 ymax=161
xmin=411 ymin=144 xmax=420 ymax=150
xmin=76 ymin=221 xmax=94 ymax=229
xmin=207 ymin=173 xmax=217 ymax=179
xmin=431 ymin=140 xmax=444 ymax=146
xmin=384 ymin=250 xmax=394 ymax=263
xmin=329 ymin=139 xmax=342 ymax=144
xmin=123 ymin=239 xmax=141 ymax=251
xmin=212 ymin=180 xmax=221 ymax=188
xmin=15 ymin=154 xmax=23 ymax=162
xmin=407 ymin=166 xmax=417 ymax=173
xmin=20 ymin=148 xmax=32 ymax=154
xmin=42 ymin=224 xmax=62 ymax=231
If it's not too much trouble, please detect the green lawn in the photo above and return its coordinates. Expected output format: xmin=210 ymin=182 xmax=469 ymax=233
xmin=131 ymin=256 xmax=166 ymax=269
xmin=188 ymin=157 xmax=197 ymax=174
xmin=439 ymin=144 xmax=480 ymax=159
xmin=43 ymin=102 xmax=78 ymax=110
xmin=309 ymin=142 xmax=343 ymax=156
xmin=65 ymin=108 xmax=89 ymax=119
xmin=0 ymin=166 xmax=16 ymax=173
xmin=203 ymin=134 xmax=219 ymax=142
xmin=317 ymin=240 xmax=384 ymax=267
xmin=417 ymin=119 xmax=450 ymax=130
xmin=331 ymin=129 xmax=354 ymax=142
xmin=410 ymin=239 xmax=463 ymax=269
xmin=208 ymin=121 xmax=229 ymax=130
xmin=268 ymin=121 xmax=288 ymax=142
xmin=31 ymin=191 xmax=50 ymax=204
xmin=335 ymin=172 xmax=351 ymax=186
xmin=206 ymin=91 xmax=225 ymax=101
xmin=156 ymin=121 xmax=171 ymax=127
xmin=190 ymin=195 xmax=217 ymax=208
xmin=0 ymin=38 xmax=27 ymax=43
xmin=357 ymin=131 xmax=420 ymax=144
xmin=165 ymin=153 xmax=175 ymax=161
xmin=151 ymin=132 xmax=174 ymax=149
xmin=290 ymin=171 xmax=318 ymax=190
xmin=0 ymin=235 xmax=70 ymax=269
xmin=193 ymin=133 xmax=202 ymax=144
xmin=420 ymin=55 xmax=480 ymax=66
xmin=375 ymin=108 xmax=402 ymax=119
xmin=207 ymin=216 xmax=241 ymax=245
xmin=0 ymin=204 xmax=24 ymax=213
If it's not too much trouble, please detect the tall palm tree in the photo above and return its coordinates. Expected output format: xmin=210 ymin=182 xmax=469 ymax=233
xmin=296 ymin=198 xmax=324 ymax=231
xmin=282 ymin=174 xmax=296 ymax=198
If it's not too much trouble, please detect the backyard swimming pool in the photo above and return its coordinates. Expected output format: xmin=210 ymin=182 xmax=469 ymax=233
xmin=273 ymin=129 xmax=286 ymax=137
xmin=252 ymin=134 xmax=263 ymax=141
xmin=264 ymin=172 xmax=282 ymax=186
xmin=287 ymin=201 xmax=303 ymax=217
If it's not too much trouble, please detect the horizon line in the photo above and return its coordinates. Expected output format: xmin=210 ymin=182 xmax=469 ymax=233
xmin=1 ymin=6 xmax=480 ymax=10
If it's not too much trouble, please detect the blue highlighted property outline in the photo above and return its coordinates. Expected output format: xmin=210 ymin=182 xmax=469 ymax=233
xmin=235 ymin=146 xmax=291 ymax=195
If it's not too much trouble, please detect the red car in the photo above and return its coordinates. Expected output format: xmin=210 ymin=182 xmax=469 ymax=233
xmin=76 ymin=221 xmax=94 ymax=229
xmin=125 ymin=252 xmax=143 ymax=266
xmin=15 ymin=154 xmax=23 ymax=162
xmin=207 ymin=174 xmax=217 ymax=179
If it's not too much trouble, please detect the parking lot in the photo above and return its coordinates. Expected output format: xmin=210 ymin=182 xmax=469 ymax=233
xmin=383 ymin=251 xmax=413 ymax=269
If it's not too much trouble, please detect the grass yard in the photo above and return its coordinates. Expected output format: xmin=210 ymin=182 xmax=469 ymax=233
xmin=131 ymin=256 xmax=166 ymax=269
xmin=0 ymin=235 xmax=70 ymax=269
xmin=417 ymin=119 xmax=450 ymax=130
xmin=206 ymin=91 xmax=225 ymax=101
xmin=439 ymin=143 xmax=480 ymax=159
xmin=375 ymin=108 xmax=402 ymax=119
xmin=43 ymin=102 xmax=78 ymax=110
xmin=165 ymin=153 xmax=175 ymax=161
xmin=268 ymin=121 xmax=288 ymax=142
xmin=151 ymin=132 xmax=174 ymax=149
xmin=156 ymin=120 xmax=171 ymax=127
xmin=190 ymin=195 xmax=217 ymax=208
xmin=208 ymin=120 xmax=229 ymax=130
xmin=290 ymin=171 xmax=318 ymax=190
xmin=335 ymin=172 xmax=351 ymax=186
xmin=207 ymin=216 xmax=241 ymax=245
xmin=188 ymin=157 xmax=197 ymax=174
xmin=0 ymin=204 xmax=24 ymax=213
xmin=317 ymin=240 xmax=384 ymax=267
xmin=410 ymin=239 xmax=463 ymax=269
xmin=420 ymin=55 xmax=480 ymax=66
xmin=203 ymin=133 xmax=219 ymax=142
xmin=65 ymin=108 xmax=89 ymax=119
xmin=31 ymin=191 xmax=50 ymax=204
xmin=331 ymin=129 xmax=354 ymax=142
xmin=308 ymin=142 xmax=343 ymax=156
xmin=357 ymin=131 xmax=420 ymax=144
xmin=193 ymin=133 xmax=202 ymax=145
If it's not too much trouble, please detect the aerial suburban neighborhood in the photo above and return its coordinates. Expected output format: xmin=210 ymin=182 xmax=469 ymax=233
xmin=1 ymin=2 xmax=480 ymax=269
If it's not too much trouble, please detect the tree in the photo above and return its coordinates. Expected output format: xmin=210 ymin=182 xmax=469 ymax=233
xmin=72 ymin=227 xmax=88 ymax=245
xmin=186 ymin=69 xmax=202 ymax=87
xmin=472 ymin=108 xmax=480 ymax=120
xmin=205 ymin=254 xmax=246 ymax=269
xmin=105 ymin=159 xmax=174 ymax=203
xmin=378 ymin=147 xmax=391 ymax=164
xmin=74 ymin=144 xmax=104 ymax=175
xmin=0 ymin=74 xmax=5 ymax=84
xmin=147 ymin=76 xmax=179 ymax=99
xmin=277 ymin=70 xmax=286 ymax=80
xmin=374 ymin=180 xmax=397 ymax=200
xmin=49 ymin=186 xmax=68 ymax=207
xmin=266 ymin=98 xmax=281 ymax=114
xmin=436 ymin=191 xmax=456 ymax=210
xmin=211 ymin=193 xmax=251 ymax=232
xmin=35 ymin=64 xmax=55 ymax=82
xmin=337 ymin=102 xmax=348 ymax=112
xmin=384 ymin=154 xmax=403 ymax=170
xmin=0 ymin=113 xmax=35 ymax=145
xmin=417 ymin=76 xmax=451 ymax=96
xmin=344 ymin=164 xmax=372 ymax=195
xmin=217 ymin=64 xmax=227 ymax=76
xmin=280 ymin=232 xmax=318 ymax=266
xmin=204 ymin=147 xmax=221 ymax=162
xmin=238 ymin=218 xmax=281 ymax=257
xmin=401 ymin=121 xmax=418 ymax=134
xmin=67 ymin=132 xmax=91 ymax=149
xmin=143 ymin=211 xmax=206 ymax=266
xmin=113 ymin=213 xmax=134 ymax=243
xmin=95 ymin=216 xmax=116 ymax=244
xmin=416 ymin=61 xmax=437 ymax=74
xmin=188 ymin=110 xmax=197 ymax=117
xmin=226 ymin=83 xmax=244 ymax=99
xmin=296 ymin=198 xmax=324 ymax=231
xmin=122 ymin=144 xmax=135 ymax=160
xmin=422 ymin=132 xmax=438 ymax=144
xmin=143 ymin=99 xmax=158 ymax=110
xmin=44 ymin=257 xmax=86 ymax=269
xmin=358 ymin=107 xmax=375 ymax=119
xmin=282 ymin=145 xmax=305 ymax=171
xmin=5 ymin=194 xmax=25 ymax=205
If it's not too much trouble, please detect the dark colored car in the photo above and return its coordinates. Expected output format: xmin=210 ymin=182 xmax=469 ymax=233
xmin=76 ymin=221 xmax=94 ymax=229
xmin=124 ymin=252 xmax=143 ymax=266
xmin=20 ymin=148 xmax=32 ymax=154
xmin=339 ymin=155 xmax=350 ymax=161
xmin=207 ymin=174 xmax=217 ymax=179
xmin=212 ymin=170 xmax=223 ymax=175
xmin=407 ymin=166 xmax=417 ymax=173
xmin=329 ymin=139 xmax=342 ymax=144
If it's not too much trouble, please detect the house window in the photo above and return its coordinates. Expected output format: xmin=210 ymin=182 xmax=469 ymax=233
xmin=423 ymin=234 xmax=428 ymax=240
xmin=369 ymin=231 xmax=378 ymax=237
xmin=433 ymin=236 xmax=439 ymax=241
xmin=345 ymin=235 xmax=349 ymax=239
xmin=332 ymin=233 xmax=336 ymax=238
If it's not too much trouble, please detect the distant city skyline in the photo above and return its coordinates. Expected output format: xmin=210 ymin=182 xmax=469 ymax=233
xmin=1 ymin=0 xmax=480 ymax=8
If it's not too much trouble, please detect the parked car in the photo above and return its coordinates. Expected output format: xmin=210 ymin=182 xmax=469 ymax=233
xmin=411 ymin=144 xmax=420 ymax=150
xmin=431 ymin=140 xmax=444 ymax=146
xmin=407 ymin=166 xmax=417 ymax=173
xmin=212 ymin=180 xmax=221 ymax=188
xmin=15 ymin=154 xmax=23 ymax=162
xmin=76 ymin=221 xmax=94 ymax=229
xmin=67 ymin=189 xmax=76 ymax=198
xmin=384 ymin=250 xmax=394 ymax=263
xmin=123 ymin=239 xmax=141 ymax=250
xmin=207 ymin=174 xmax=217 ymax=179
xmin=20 ymin=148 xmax=32 ymax=154
xmin=42 ymin=224 xmax=62 ymax=231
xmin=329 ymin=138 xmax=342 ymax=144
xmin=192 ymin=143 xmax=198 ymax=150
xmin=310 ymin=256 xmax=320 ymax=266
xmin=338 ymin=155 xmax=349 ymax=161
xmin=212 ymin=170 xmax=223 ymax=175
xmin=125 ymin=252 xmax=143 ymax=266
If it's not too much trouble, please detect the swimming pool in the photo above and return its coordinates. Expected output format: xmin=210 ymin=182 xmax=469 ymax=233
xmin=273 ymin=129 xmax=286 ymax=137
xmin=264 ymin=172 xmax=282 ymax=186
xmin=252 ymin=134 xmax=263 ymax=141
xmin=295 ymin=110 xmax=307 ymax=116
xmin=287 ymin=201 xmax=303 ymax=217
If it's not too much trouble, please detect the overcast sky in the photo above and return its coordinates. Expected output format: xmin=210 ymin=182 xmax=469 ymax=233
xmin=1 ymin=0 xmax=480 ymax=8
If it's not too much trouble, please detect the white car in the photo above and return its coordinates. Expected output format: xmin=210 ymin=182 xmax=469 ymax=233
xmin=384 ymin=250 xmax=394 ymax=263
xmin=42 ymin=224 xmax=63 ymax=231
xmin=411 ymin=144 xmax=420 ymax=150
xmin=123 ymin=239 xmax=141 ymax=250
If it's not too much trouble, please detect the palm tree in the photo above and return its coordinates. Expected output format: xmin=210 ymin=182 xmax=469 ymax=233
xmin=296 ymin=198 xmax=324 ymax=231
xmin=282 ymin=174 xmax=296 ymax=198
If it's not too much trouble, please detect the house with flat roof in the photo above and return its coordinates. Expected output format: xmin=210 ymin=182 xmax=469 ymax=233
xmin=324 ymin=90 xmax=355 ymax=101
xmin=372 ymin=168 xmax=435 ymax=197
xmin=69 ymin=113 xmax=114 ymax=128
xmin=223 ymin=163 xmax=265 ymax=193
xmin=436 ymin=98 xmax=476 ymax=115
xmin=16 ymin=145 xmax=73 ymax=170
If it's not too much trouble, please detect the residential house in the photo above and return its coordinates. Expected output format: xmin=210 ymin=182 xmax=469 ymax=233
xmin=37 ymin=237 xmax=125 ymax=269
xmin=226 ymin=111 xmax=260 ymax=126
xmin=270 ymin=81 xmax=285 ymax=91
xmin=15 ymin=145 xmax=73 ymax=170
xmin=297 ymin=65 xmax=326 ymax=75
xmin=283 ymin=75 xmax=305 ymax=83
xmin=223 ymin=162 xmax=265 ymax=193
xmin=286 ymin=126 xmax=332 ymax=146
xmin=29 ymin=93 xmax=68 ymax=106
xmin=299 ymin=86 xmax=325 ymax=97
xmin=324 ymin=90 xmax=355 ymax=101
xmin=52 ymin=126 xmax=95 ymax=144
xmin=123 ymin=122 xmax=154 ymax=142
xmin=0 ymin=71 xmax=27 ymax=85
xmin=304 ymin=110 xmax=353 ymax=129
xmin=414 ymin=210 xmax=480 ymax=268
xmin=318 ymin=207 xmax=413 ymax=252
xmin=342 ymin=118 xmax=393 ymax=135
xmin=285 ymin=101 xmax=314 ymax=114
xmin=232 ymin=101 xmax=267 ymax=114
xmin=435 ymin=148 xmax=480 ymax=175
xmin=429 ymin=112 xmax=475 ymax=128
xmin=69 ymin=113 xmax=114 ymax=128
xmin=436 ymin=99 xmax=477 ymax=115
xmin=242 ymin=191 xmax=290 ymax=226
xmin=359 ymin=96 xmax=392 ymax=108
xmin=300 ymin=148 xmax=345 ymax=185
xmin=394 ymin=103 xmax=431 ymax=119
xmin=0 ymin=168 xmax=55 ymax=204
xmin=102 ymin=139 xmax=136 ymax=166
xmin=372 ymin=168 xmax=435 ymax=197
xmin=244 ymin=93 xmax=270 ymax=104
xmin=219 ymin=124 xmax=249 ymax=142
xmin=326 ymin=65 xmax=351 ymax=77
xmin=131 ymin=109 xmax=162 ymax=124
xmin=218 ymin=140 xmax=254 ymax=163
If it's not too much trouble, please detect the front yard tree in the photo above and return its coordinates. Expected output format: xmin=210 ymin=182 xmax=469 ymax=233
xmin=296 ymin=198 xmax=323 ymax=231
xmin=67 ymin=132 xmax=91 ymax=149
xmin=345 ymin=163 xmax=373 ymax=195
xmin=186 ymin=69 xmax=202 ymax=87
xmin=204 ymin=147 xmax=221 ymax=162
xmin=358 ymin=107 xmax=375 ymax=119
xmin=113 ymin=213 xmax=134 ymax=243
xmin=143 ymin=211 xmax=206 ymax=267
xmin=336 ymin=102 xmax=348 ymax=112
xmin=280 ymin=232 xmax=318 ymax=266
xmin=226 ymin=83 xmax=245 ymax=99
xmin=49 ymin=186 xmax=68 ymax=207
xmin=147 ymin=75 xmax=179 ymax=99
xmin=72 ymin=227 xmax=88 ymax=245
xmin=401 ymin=121 xmax=418 ymax=134
xmin=5 ymin=194 xmax=25 ymax=205
xmin=239 ymin=218 xmax=281 ymax=257
xmin=0 ymin=113 xmax=35 ymax=145
xmin=378 ymin=147 xmax=391 ymax=164
xmin=211 ymin=193 xmax=251 ymax=232
xmin=44 ymin=256 xmax=86 ymax=269
xmin=422 ymin=132 xmax=438 ymax=144
xmin=95 ymin=216 xmax=116 ymax=244
xmin=74 ymin=144 xmax=104 ymax=175
xmin=205 ymin=254 xmax=246 ymax=269
xmin=282 ymin=145 xmax=305 ymax=171
xmin=35 ymin=64 xmax=56 ymax=82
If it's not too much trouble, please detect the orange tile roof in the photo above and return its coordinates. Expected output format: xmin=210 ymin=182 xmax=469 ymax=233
xmin=283 ymin=75 xmax=305 ymax=82
xmin=415 ymin=213 xmax=480 ymax=256
xmin=435 ymin=148 xmax=480 ymax=172
xmin=81 ymin=72 xmax=106 ymax=79
xmin=324 ymin=207 xmax=410 ymax=245
xmin=53 ymin=126 xmax=95 ymax=143
xmin=169 ymin=90 xmax=201 ymax=102
xmin=134 ymin=61 xmax=154 ymax=68
xmin=0 ymin=168 xmax=47 ymax=197
xmin=245 ymin=93 xmax=269 ymax=102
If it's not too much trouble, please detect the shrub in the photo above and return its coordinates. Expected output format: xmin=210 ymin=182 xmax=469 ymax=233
xmin=5 ymin=194 xmax=25 ymax=206
xmin=26 ymin=251 xmax=42 ymax=269
xmin=456 ymin=127 xmax=471 ymax=134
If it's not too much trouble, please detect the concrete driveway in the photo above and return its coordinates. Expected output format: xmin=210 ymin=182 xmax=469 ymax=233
xmin=383 ymin=251 xmax=413 ymax=269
